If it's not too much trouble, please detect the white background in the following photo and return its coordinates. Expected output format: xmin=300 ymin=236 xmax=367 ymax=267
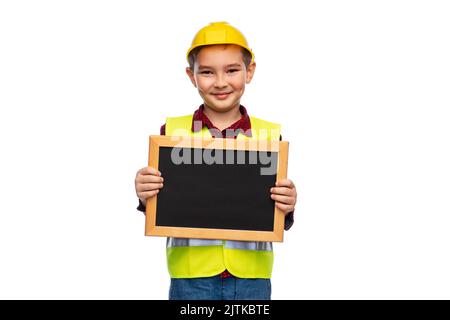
xmin=1 ymin=0 xmax=449 ymax=299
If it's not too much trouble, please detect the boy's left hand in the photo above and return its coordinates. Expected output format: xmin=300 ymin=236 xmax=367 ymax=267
xmin=270 ymin=179 xmax=297 ymax=215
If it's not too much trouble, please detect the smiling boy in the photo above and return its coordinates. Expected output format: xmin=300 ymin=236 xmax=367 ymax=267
xmin=135 ymin=22 xmax=297 ymax=300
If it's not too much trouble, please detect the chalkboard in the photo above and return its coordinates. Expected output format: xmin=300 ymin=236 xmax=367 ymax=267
xmin=145 ymin=135 xmax=289 ymax=242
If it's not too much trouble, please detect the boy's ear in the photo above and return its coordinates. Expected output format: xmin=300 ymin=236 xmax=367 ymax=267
xmin=245 ymin=61 xmax=256 ymax=84
xmin=186 ymin=67 xmax=197 ymax=88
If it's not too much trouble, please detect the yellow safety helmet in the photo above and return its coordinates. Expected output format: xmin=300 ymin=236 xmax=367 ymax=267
xmin=186 ymin=21 xmax=255 ymax=63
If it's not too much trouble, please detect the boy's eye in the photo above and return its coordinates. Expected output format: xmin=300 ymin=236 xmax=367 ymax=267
xmin=227 ymin=69 xmax=240 ymax=73
xmin=200 ymin=71 xmax=213 ymax=75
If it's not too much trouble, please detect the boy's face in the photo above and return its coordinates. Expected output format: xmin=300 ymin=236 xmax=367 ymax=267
xmin=186 ymin=44 xmax=256 ymax=113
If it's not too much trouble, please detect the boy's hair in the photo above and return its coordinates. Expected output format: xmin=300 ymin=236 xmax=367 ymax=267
xmin=187 ymin=45 xmax=253 ymax=71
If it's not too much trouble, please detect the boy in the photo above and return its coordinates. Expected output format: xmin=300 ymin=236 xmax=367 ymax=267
xmin=135 ymin=22 xmax=297 ymax=300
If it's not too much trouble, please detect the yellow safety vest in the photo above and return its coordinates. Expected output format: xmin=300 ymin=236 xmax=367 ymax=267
xmin=165 ymin=114 xmax=281 ymax=279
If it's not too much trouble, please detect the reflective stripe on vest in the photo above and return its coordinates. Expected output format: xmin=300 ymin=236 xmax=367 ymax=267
xmin=167 ymin=238 xmax=223 ymax=247
xmin=165 ymin=114 xmax=281 ymax=279
xmin=167 ymin=238 xmax=273 ymax=251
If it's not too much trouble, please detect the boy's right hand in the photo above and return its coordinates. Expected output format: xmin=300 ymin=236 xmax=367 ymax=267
xmin=135 ymin=167 xmax=164 ymax=205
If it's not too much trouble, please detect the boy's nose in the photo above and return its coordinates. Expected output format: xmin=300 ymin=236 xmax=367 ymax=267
xmin=214 ymin=74 xmax=227 ymax=88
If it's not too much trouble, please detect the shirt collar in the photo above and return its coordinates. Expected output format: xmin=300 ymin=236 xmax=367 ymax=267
xmin=191 ymin=104 xmax=252 ymax=137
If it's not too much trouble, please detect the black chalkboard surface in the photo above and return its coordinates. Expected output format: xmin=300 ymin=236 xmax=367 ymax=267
xmin=156 ymin=147 xmax=276 ymax=231
xmin=145 ymin=136 xmax=289 ymax=242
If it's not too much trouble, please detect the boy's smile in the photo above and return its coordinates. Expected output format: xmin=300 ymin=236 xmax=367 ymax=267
xmin=186 ymin=44 xmax=256 ymax=116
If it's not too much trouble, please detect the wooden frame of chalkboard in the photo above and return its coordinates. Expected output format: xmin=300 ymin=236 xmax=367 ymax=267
xmin=145 ymin=135 xmax=289 ymax=242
